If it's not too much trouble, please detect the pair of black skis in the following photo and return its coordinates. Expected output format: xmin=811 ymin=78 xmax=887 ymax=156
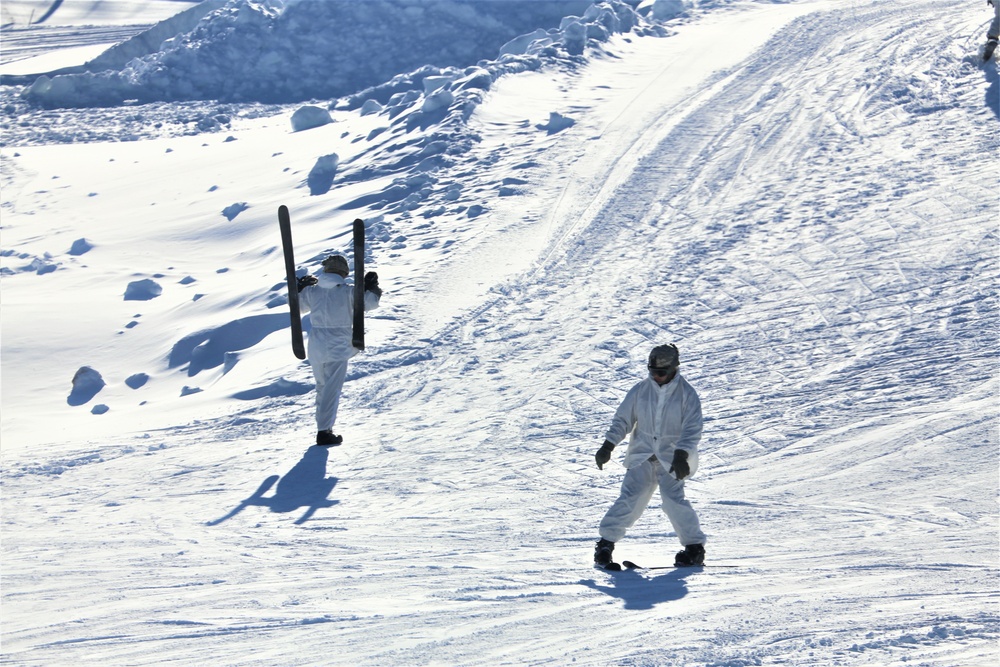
xmin=278 ymin=205 xmax=365 ymax=359
xmin=602 ymin=561 xmax=738 ymax=571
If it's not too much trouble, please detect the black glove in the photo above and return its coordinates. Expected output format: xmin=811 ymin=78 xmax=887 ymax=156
xmin=296 ymin=275 xmax=318 ymax=292
xmin=364 ymin=271 xmax=382 ymax=297
xmin=669 ymin=449 xmax=690 ymax=480
xmin=595 ymin=440 xmax=615 ymax=470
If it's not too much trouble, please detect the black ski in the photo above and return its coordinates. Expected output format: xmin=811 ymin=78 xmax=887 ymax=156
xmin=278 ymin=205 xmax=306 ymax=360
xmin=622 ymin=560 xmax=739 ymax=570
xmin=351 ymin=218 xmax=365 ymax=350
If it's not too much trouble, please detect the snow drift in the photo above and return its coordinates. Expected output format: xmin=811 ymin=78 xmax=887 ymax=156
xmin=22 ymin=0 xmax=660 ymax=108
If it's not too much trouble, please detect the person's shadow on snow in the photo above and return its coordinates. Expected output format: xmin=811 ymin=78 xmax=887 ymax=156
xmin=207 ymin=446 xmax=339 ymax=526
xmin=984 ymin=63 xmax=999 ymax=120
xmin=580 ymin=567 xmax=693 ymax=610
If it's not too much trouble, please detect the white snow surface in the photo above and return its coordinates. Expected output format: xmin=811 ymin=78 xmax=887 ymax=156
xmin=2 ymin=0 xmax=999 ymax=665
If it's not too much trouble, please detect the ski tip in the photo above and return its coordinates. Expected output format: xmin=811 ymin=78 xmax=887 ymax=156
xmin=622 ymin=560 xmax=640 ymax=570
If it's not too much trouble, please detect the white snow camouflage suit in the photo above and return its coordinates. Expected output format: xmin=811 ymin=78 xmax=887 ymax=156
xmin=598 ymin=372 xmax=707 ymax=546
xmin=298 ymin=272 xmax=380 ymax=431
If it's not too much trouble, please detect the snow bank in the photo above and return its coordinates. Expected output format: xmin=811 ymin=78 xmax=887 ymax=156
xmin=83 ymin=0 xmax=227 ymax=72
xmin=21 ymin=0 xmax=665 ymax=109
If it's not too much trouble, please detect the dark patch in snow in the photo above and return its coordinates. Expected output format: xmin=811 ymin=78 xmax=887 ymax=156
xmin=232 ymin=378 xmax=313 ymax=400
xmin=222 ymin=201 xmax=249 ymax=221
xmin=168 ymin=313 xmax=289 ymax=376
xmin=307 ymin=154 xmax=339 ymax=196
xmin=536 ymin=111 xmax=575 ymax=134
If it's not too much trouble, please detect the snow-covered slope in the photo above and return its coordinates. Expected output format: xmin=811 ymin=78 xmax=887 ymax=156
xmin=1 ymin=0 xmax=998 ymax=665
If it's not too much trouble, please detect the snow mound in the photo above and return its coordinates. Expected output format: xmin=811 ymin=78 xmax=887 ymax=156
xmin=20 ymin=0 xmax=661 ymax=109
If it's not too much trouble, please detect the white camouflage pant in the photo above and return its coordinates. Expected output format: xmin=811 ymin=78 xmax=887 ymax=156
xmin=314 ymin=358 xmax=349 ymax=431
xmin=599 ymin=456 xmax=706 ymax=546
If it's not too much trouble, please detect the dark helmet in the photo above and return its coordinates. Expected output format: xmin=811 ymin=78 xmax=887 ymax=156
xmin=648 ymin=344 xmax=679 ymax=371
xmin=322 ymin=254 xmax=349 ymax=276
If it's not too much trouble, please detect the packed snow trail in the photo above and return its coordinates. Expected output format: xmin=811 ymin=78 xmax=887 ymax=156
xmin=1 ymin=2 xmax=997 ymax=666
xmin=341 ymin=6 xmax=997 ymax=665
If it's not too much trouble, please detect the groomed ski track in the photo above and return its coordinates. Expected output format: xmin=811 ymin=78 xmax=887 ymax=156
xmin=1 ymin=1 xmax=997 ymax=666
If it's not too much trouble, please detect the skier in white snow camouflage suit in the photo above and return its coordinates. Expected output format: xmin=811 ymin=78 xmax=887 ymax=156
xmin=593 ymin=344 xmax=707 ymax=567
xmin=297 ymin=254 xmax=381 ymax=446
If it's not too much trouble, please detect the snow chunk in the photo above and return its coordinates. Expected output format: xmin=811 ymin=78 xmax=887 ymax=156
xmin=455 ymin=67 xmax=493 ymax=92
xmin=68 ymin=238 xmax=94 ymax=255
xmin=125 ymin=373 xmax=150 ymax=389
xmin=68 ymin=366 xmax=105 ymax=406
xmin=290 ymin=105 xmax=333 ymax=132
xmin=422 ymin=88 xmax=455 ymax=114
xmin=360 ymin=99 xmax=384 ymax=116
xmin=124 ymin=278 xmax=163 ymax=301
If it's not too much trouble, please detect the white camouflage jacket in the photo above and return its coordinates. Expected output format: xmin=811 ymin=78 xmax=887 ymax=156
xmin=298 ymin=273 xmax=380 ymax=363
xmin=603 ymin=373 xmax=703 ymax=475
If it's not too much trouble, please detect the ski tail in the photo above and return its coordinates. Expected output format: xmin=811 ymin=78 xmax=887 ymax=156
xmin=352 ymin=218 xmax=365 ymax=350
xmin=278 ymin=205 xmax=307 ymax=360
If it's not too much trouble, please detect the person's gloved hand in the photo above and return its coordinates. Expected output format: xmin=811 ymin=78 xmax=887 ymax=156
xmin=296 ymin=275 xmax=318 ymax=292
xmin=669 ymin=449 xmax=690 ymax=480
xmin=595 ymin=440 xmax=615 ymax=470
xmin=364 ymin=271 xmax=382 ymax=296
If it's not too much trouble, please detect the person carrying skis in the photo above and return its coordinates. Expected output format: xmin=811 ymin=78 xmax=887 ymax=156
xmin=593 ymin=344 xmax=707 ymax=568
xmin=296 ymin=254 xmax=381 ymax=445
xmin=986 ymin=0 xmax=999 ymax=61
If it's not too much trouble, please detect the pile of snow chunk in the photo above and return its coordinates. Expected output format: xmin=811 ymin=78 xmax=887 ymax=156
xmin=21 ymin=0 xmax=666 ymax=109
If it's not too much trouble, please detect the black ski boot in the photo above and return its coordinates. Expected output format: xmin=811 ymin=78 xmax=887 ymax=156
xmin=594 ymin=538 xmax=615 ymax=566
xmin=985 ymin=38 xmax=998 ymax=62
xmin=674 ymin=544 xmax=705 ymax=567
xmin=316 ymin=430 xmax=343 ymax=446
